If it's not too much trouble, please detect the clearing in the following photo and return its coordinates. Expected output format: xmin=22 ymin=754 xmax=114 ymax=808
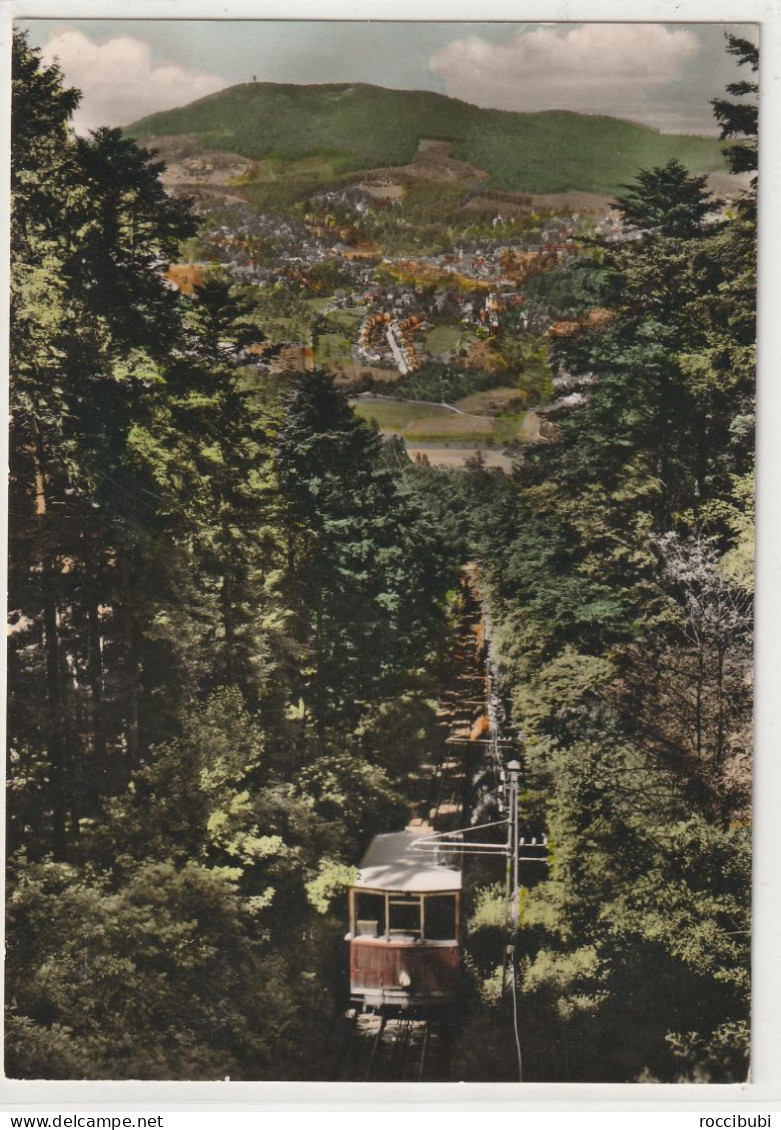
xmin=351 ymin=394 xmax=531 ymax=445
xmin=350 ymin=398 xmax=452 ymax=431
xmin=424 ymin=325 xmax=464 ymax=357
xmin=454 ymin=386 xmax=525 ymax=416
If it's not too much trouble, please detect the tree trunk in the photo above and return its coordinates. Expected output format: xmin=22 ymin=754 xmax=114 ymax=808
xmin=34 ymin=431 xmax=72 ymax=858
xmin=314 ymin=574 xmax=325 ymax=753
xmin=83 ymin=527 xmax=106 ymax=767
xmin=119 ymin=555 xmax=141 ymax=764
xmin=695 ymin=643 xmax=704 ymax=761
xmin=221 ymin=523 xmax=236 ymax=686
xmin=715 ymin=642 xmax=726 ymax=769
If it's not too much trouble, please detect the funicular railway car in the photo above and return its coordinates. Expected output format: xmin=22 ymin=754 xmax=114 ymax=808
xmin=347 ymin=829 xmax=462 ymax=1010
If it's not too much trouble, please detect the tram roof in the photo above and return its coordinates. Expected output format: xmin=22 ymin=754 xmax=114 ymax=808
xmin=354 ymin=830 xmax=462 ymax=893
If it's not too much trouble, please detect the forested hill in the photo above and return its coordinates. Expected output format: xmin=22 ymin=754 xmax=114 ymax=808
xmin=125 ymin=81 xmax=727 ymax=196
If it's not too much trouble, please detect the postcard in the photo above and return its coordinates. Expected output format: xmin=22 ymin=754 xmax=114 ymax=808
xmin=4 ymin=0 xmax=776 ymax=1112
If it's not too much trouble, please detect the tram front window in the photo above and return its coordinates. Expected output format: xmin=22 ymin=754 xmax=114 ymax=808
xmin=424 ymin=894 xmax=457 ymax=941
xmin=355 ymin=892 xmax=385 ymax=937
xmin=388 ymin=897 xmax=421 ymax=937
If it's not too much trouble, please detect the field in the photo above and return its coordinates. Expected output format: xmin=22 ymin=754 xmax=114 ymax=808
xmin=325 ymin=307 xmax=367 ymax=332
xmin=303 ymin=296 xmax=334 ymax=314
xmin=350 ymin=398 xmax=452 ymax=432
xmin=403 ymin=413 xmax=496 ymax=440
xmin=351 ymin=396 xmax=527 ymax=445
xmin=492 ymin=414 xmax=528 ymax=444
xmin=243 ymin=153 xmax=353 ymax=211
xmin=314 ymin=332 xmax=354 ymax=370
xmin=424 ymin=325 xmax=463 ymax=357
xmin=454 ymin=386 xmax=525 ymax=415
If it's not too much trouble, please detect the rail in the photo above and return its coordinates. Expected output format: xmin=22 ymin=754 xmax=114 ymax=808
xmin=342 ymin=1014 xmax=436 ymax=1082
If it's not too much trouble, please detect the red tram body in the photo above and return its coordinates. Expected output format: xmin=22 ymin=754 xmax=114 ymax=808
xmin=347 ymin=830 xmax=462 ymax=1010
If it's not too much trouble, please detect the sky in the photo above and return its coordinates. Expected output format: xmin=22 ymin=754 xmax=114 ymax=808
xmin=19 ymin=19 xmax=758 ymax=137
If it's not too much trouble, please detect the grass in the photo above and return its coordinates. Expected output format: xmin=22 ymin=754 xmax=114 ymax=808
xmin=244 ymin=154 xmax=352 ymax=211
xmin=454 ymin=387 xmax=525 ymax=416
xmin=315 ymin=332 xmax=354 ymax=369
xmin=257 ymin=315 xmax=309 ymax=342
xmin=403 ymin=414 xmax=496 ymax=440
xmin=326 ymin=307 xmax=367 ymax=332
xmin=493 ymin=414 xmax=528 ymax=443
xmin=404 ymin=413 xmax=526 ymax=444
xmin=350 ymin=397 xmax=526 ymax=444
xmin=303 ymin=296 xmax=334 ymax=314
xmin=424 ymin=325 xmax=463 ymax=356
xmin=350 ymin=399 xmax=451 ymax=431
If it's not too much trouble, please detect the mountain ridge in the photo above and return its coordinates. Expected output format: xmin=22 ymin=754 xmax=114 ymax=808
xmin=125 ymin=81 xmax=728 ymax=198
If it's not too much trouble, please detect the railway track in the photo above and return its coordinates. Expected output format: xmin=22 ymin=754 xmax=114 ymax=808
xmin=341 ymin=1013 xmax=446 ymax=1082
xmin=340 ymin=564 xmax=517 ymax=1083
xmin=410 ymin=565 xmax=492 ymax=833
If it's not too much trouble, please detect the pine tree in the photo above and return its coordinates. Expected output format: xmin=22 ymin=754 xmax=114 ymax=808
xmin=9 ymin=31 xmax=194 ymax=856
xmin=711 ymin=34 xmax=758 ymax=179
xmin=275 ymin=371 xmax=451 ymax=747
xmin=617 ymin=159 xmax=716 ymax=240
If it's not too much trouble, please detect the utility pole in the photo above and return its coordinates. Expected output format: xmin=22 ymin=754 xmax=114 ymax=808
xmin=506 ymin=757 xmax=522 ymax=1081
xmin=410 ymin=755 xmax=543 ymax=1082
xmin=507 ymin=758 xmax=520 ymax=934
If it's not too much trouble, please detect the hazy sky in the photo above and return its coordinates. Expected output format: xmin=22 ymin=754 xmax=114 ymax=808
xmin=20 ymin=19 xmax=758 ymax=137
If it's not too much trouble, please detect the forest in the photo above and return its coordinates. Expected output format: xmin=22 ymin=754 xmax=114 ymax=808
xmin=7 ymin=29 xmax=755 ymax=1082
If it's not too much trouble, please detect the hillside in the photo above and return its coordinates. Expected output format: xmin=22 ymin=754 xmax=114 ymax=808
xmin=126 ymin=82 xmax=727 ymax=198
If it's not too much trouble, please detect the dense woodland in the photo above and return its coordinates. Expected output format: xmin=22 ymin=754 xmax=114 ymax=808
xmin=8 ymin=30 xmax=754 ymax=1082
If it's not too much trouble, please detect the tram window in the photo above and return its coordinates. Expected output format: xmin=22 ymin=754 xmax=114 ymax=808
xmin=355 ymin=893 xmax=385 ymax=937
xmin=388 ymin=897 xmax=421 ymax=935
xmin=424 ymin=895 xmax=456 ymax=941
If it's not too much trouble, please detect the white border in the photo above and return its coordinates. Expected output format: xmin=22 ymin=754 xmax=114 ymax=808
xmin=1 ymin=0 xmax=779 ymax=1113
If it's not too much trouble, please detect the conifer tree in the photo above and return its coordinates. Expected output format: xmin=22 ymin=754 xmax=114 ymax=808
xmin=9 ymin=31 xmax=194 ymax=856
xmin=711 ymin=34 xmax=759 ymax=179
xmin=275 ymin=370 xmax=451 ymax=748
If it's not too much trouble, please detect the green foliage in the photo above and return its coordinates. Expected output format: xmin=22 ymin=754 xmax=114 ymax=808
xmin=523 ymin=945 xmax=608 ymax=1020
xmin=666 ymin=1020 xmax=750 ymax=1083
xmin=9 ymin=30 xmax=196 ymax=859
xmin=711 ymin=35 xmax=758 ymax=178
xmin=708 ymin=472 xmax=754 ymax=592
xmin=276 ymin=371 xmax=453 ymax=742
xmin=6 ymin=858 xmax=295 ymax=1079
xmin=524 ymin=262 xmax=613 ymax=319
xmin=390 ymin=362 xmax=506 ymax=404
xmin=511 ymin=647 xmax=615 ymax=748
xmin=9 ymin=27 xmax=754 ymax=1086
xmin=469 ymin=883 xmax=511 ymax=932
xmin=102 ymin=688 xmax=265 ymax=864
xmin=304 ymin=258 xmax=353 ymax=294
xmin=296 ymin=754 xmax=409 ymax=856
xmin=9 ymin=35 xmax=454 ymax=1082
xmin=426 ymin=37 xmax=754 ymax=1083
xmin=306 ymin=859 xmax=358 ymax=914
xmin=243 ymin=280 xmax=315 ymax=342
xmin=496 ymin=328 xmax=553 ymax=406
xmin=616 ymin=159 xmax=716 ymax=239
xmin=515 ymin=741 xmax=750 ymax=1081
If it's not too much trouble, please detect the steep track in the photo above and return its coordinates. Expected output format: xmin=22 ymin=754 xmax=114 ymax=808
xmin=342 ymin=565 xmax=505 ymax=1082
